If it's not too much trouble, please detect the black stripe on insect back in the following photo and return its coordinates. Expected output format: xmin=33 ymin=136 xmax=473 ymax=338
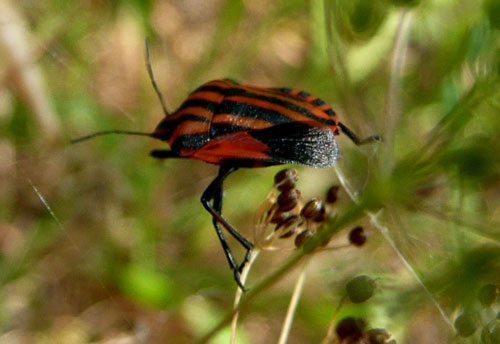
xmin=204 ymin=86 xmax=338 ymax=126
xmin=210 ymin=123 xmax=250 ymax=137
xmin=216 ymin=100 xmax=293 ymax=126
xmin=175 ymin=98 xmax=219 ymax=113
xmin=311 ymin=98 xmax=326 ymax=106
xmin=170 ymin=132 xmax=211 ymax=152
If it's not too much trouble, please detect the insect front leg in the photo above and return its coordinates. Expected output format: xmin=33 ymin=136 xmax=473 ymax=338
xmin=201 ymin=166 xmax=253 ymax=290
xmin=150 ymin=150 xmax=180 ymax=159
xmin=338 ymin=122 xmax=382 ymax=145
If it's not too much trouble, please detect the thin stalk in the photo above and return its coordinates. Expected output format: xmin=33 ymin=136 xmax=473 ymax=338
xmin=230 ymin=249 xmax=260 ymax=344
xmin=195 ymin=253 xmax=305 ymax=344
xmin=382 ymin=9 xmax=413 ymax=174
xmin=332 ymin=162 xmax=455 ymax=330
xmin=322 ymin=295 xmax=346 ymax=344
xmin=277 ymin=258 xmax=310 ymax=344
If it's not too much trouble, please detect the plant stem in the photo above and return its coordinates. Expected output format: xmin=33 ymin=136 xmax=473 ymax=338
xmin=322 ymin=295 xmax=346 ymax=344
xmin=230 ymin=249 xmax=260 ymax=344
xmin=277 ymin=258 xmax=310 ymax=344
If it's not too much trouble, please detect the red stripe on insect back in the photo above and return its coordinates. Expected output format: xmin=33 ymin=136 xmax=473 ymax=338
xmin=181 ymin=131 xmax=272 ymax=164
xmin=169 ymin=121 xmax=210 ymax=145
xmin=305 ymin=94 xmax=319 ymax=102
xmin=231 ymin=86 xmax=337 ymax=123
xmin=224 ymin=95 xmax=331 ymax=125
xmin=187 ymin=90 xmax=225 ymax=103
xmin=212 ymin=114 xmax=274 ymax=129
xmin=168 ymin=106 xmax=214 ymax=122
xmin=318 ymin=103 xmax=332 ymax=111
xmin=210 ymin=81 xmax=335 ymax=120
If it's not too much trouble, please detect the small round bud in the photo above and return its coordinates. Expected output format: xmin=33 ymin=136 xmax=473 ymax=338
xmin=478 ymin=284 xmax=497 ymax=307
xmin=300 ymin=199 xmax=326 ymax=222
xmin=349 ymin=226 xmax=367 ymax=246
xmin=294 ymin=230 xmax=313 ymax=248
xmin=277 ymin=189 xmax=301 ymax=212
xmin=336 ymin=317 xmax=366 ymax=341
xmin=346 ymin=275 xmax=376 ymax=303
xmin=274 ymin=169 xmax=298 ymax=192
xmin=454 ymin=312 xmax=478 ymax=337
xmin=326 ymin=185 xmax=340 ymax=204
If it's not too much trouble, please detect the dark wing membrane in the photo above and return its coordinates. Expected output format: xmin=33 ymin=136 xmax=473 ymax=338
xmin=249 ymin=122 xmax=338 ymax=168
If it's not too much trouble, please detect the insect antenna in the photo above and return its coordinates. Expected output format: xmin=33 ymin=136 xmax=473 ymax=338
xmin=71 ymin=130 xmax=155 ymax=144
xmin=144 ymin=39 xmax=170 ymax=117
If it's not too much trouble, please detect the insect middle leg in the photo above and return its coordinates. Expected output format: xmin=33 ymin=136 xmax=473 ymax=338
xmin=201 ymin=166 xmax=254 ymax=290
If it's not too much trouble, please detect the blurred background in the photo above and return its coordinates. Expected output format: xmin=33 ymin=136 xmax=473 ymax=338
xmin=1 ymin=0 xmax=500 ymax=343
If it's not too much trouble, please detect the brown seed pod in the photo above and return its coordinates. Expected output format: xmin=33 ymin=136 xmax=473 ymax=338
xmin=335 ymin=317 xmax=366 ymax=341
xmin=300 ymin=198 xmax=326 ymax=222
xmin=294 ymin=229 xmax=313 ymax=248
xmin=274 ymin=169 xmax=298 ymax=192
xmin=276 ymin=215 xmax=301 ymax=238
xmin=349 ymin=226 xmax=367 ymax=246
xmin=277 ymin=188 xmax=301 ymax=212
xmin=366 ymin=328 xmax=391 ymax=344
xmin=270 ymin=211 xmax=294 ymax=225
xmin=326 ymin=185 xmax=340 ymax=204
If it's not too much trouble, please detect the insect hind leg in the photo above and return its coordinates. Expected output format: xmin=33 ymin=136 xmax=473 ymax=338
xmin=212 ymin=183 xmax=248 ymax=290
xmin=200 ymin=166 xmax=253 ymax=291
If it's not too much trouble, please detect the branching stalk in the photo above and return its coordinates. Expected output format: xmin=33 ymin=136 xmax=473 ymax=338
xmin=332 ymin=163 xmax=454 ymax=330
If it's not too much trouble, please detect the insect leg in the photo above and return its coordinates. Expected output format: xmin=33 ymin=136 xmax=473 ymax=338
xmin=212 ymin=182 xmax=248 ymax=290
xmin=201 ymin=166 xmax=253 ymax=290
xmin=338 ymin=122 xmax=382 ymax=145
xmin=212 ymin=172 xmax=254 ymax=276
xmin=150 ymin=150 xmax=180 ymax=159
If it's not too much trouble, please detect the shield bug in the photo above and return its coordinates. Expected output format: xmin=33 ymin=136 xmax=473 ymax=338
xmin=72 ymin=41 xmax=380 ymax=290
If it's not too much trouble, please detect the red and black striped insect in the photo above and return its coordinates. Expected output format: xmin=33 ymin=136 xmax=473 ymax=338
xmin=73 ymin=43 xmax=380 ymax=290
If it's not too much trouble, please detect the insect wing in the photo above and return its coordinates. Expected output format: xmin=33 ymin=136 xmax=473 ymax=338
xmin=250 ymin=122 xmax=339 ymax=168
xmin=190 ymin=122 xmax=338 ymax=167
xmin=186 ymin=130 xmax=273 ymax=164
